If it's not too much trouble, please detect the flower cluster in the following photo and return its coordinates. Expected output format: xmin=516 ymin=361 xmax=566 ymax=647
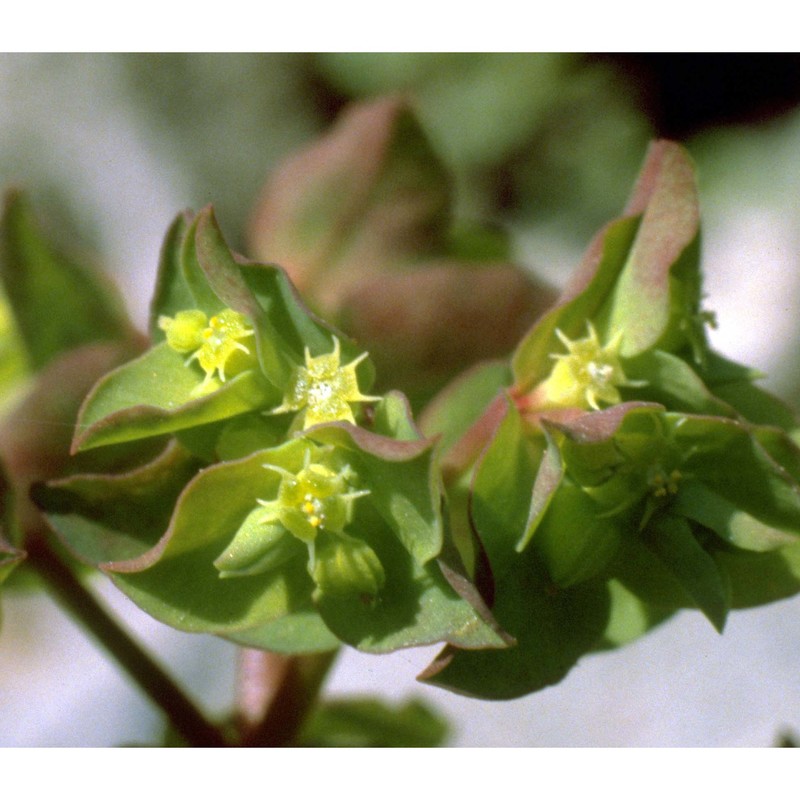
xmin=493 ymin=143 xmax=800 ymax=627
xmin=214 ymin=442 xmax=383 ymax=599
xmin=159 ymin=308 xmax=256 ymax=394
xmin=47 ymin=206 xmax=503 ymax=660
xmin=421 ymin=141 xmax=800 ymax=701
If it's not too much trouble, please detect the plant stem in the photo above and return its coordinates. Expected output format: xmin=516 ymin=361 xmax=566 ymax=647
xmin=239 ymin=648 xmax=339 ymax=747
xmin=237 ymin=648 xmax=291 ymax=729
xmin=25 ymin=535 xmax=228 ymax=747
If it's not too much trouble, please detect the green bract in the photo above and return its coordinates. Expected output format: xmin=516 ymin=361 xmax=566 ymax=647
xmin=421 ymin=141 xmax=800 ymax=699
xmin=42 ymin=399 xmax=509 ymax=654
xmin=25 ymin=134 xmax=800 ymax=707
xmin=71 ymin=206 xmax=378 ymax=453
xmin=37 ymin=208 xmax=508 ymax=658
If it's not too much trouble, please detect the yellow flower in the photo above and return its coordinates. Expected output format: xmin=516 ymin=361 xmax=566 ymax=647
xmin=272 ymin=336 xmax=380 ymax=429
xmin=159 ymin=308 xmax=255 ymax=392
xmin=259 ymin=448 xmax=369 ymax=543
xmin=540 ymin=323 xmax=639 ymax=410
xmin=258 ymin=446 xmax=383 ymax=597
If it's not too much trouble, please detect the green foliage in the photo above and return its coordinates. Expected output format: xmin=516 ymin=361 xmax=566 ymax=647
xmin=38 ymin=200 xmax=506 ymax=658
xmin=247 ymin=95 xmax=555 ymax=404
xmin=0 ymin=189 xmax=144 ymax=595
xmin=3 ymin=95 xmax=800 ymax=744
xmin=297 ymin=697 xmax=449 ymax=747
xmin=420 ymin=141 xmax=800 ymax=698
xmin=0 ymin=190 xmax=135 ymax=371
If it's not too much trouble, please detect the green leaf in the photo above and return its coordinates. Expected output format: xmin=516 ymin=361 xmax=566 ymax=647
xmin=518 ymin=426 xmax=563 ymax=550
xmin=213 ymin=414 xmax=287 ymax=462
xmin=419 ymin=360 xmax=512 ymax=456
xmin=369 ymin=391 xmax=424 ymax=442
xmin=470 ymin=397 xmax=541 ymax=576
xmin=512 ymin=215 xmax=640 ymax=391
xmin=605 ymin=142 xmax=700 ymax=357
xmin=609 ymin=529 xmax=712 ymax=612
xmin=530 ymin=480 xmax=622 ymax=587
xmin=311 ymin=530 xmax=385 ymax=598
xmin=35 ymin=440 xmax=202 ymax=565
xmin=674 ymin=414 xmax=800 ymax=535
xmin=425 ymin=398 xmax=610 ymax=699
xmin=672 ymin=480 xmax=798 ymax=553
xmin=73 ymin=343 xmax=278 ymax=451
xmin=313 ymin=502 xmax=508 ymax=653
xmin=201 ymin=202 xmax=379 ymax=410
xmin=307 ymin=412 xmax=443 ymax=566
xmin=148 ymin=211 xmax=198 ymax=340
xmin=709 ymin=375 xmax=800 ymax=433
xmin=297 ymin=697 xmax=449 ymax=747
xmin=511 ymin=141 xmax=702 ymax=394
xmin=548 ymin=403 xmax=670 ymax=520
xmin=594 ymin=578 xmax=675 ymax=650
xmin=716 ymin=540 xmax=800 ymax=609
xmin=178 ymin=212 xmax=224 ymax=314
xmin=237 ymin=261 xmax=356 ymax=390
xmin=102 ymin=446 xmax=318 ymax=635
xmin=224 ymin=610 xmax=340 ymax=654
xmin=642 ymin=512 xmax=730 ymax=632
xmin=0 ymin=190 xmax=135 ymax=370
xmin=624 ymin=349 xmax=736 ymax=417
xmin=195 ymin=208 xmax=302 ymax=386
xmin=420 ymin=554 xmax=610 ymax=699
xmin=213 ymin=509 xmax=302 ymax=579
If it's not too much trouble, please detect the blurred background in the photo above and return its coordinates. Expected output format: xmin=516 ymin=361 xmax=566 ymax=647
xmin=3 ymin=52 xmax=800 ymax=746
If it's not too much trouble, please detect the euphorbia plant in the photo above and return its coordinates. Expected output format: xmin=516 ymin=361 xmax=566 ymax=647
xmin=2 ymin=97 xmax=800 ymax=746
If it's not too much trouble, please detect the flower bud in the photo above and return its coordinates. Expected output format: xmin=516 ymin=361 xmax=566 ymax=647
xmin=311 ymin=530 xmax=385 ymax=599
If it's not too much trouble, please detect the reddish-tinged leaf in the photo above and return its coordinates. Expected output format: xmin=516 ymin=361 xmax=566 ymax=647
xmin=248 ymin=96 xmax=450 ymax=309
xmin=543 ymin=401 xmax=664 ymax=445
xmin=606 ymin=141 xmax=700 ymax=356
xmin=512 ymin=140 xmax=701 ymax=391
xmin=1 ymin=342 xmax=147 ymax=531
xmin=340 ymin=263 xmax=552 ymax=398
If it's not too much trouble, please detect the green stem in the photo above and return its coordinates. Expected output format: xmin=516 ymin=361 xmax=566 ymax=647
xmin=26 ymin=535 xmax=228 ymax=748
